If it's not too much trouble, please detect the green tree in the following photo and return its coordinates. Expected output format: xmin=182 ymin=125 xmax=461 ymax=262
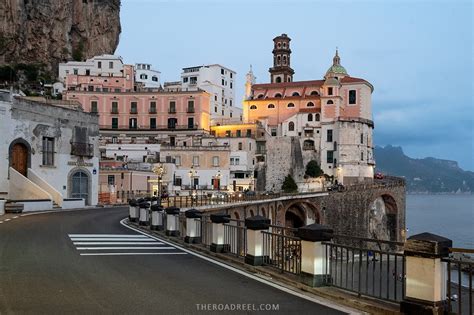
xmin=282 ymin=174 xmax=298 ymax=193
xmin=305 ymin=160 xmax=324 ymax=178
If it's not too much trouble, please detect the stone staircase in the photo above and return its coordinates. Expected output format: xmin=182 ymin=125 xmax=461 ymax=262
xmin=4 ymin=202 xmax=24 ymax=213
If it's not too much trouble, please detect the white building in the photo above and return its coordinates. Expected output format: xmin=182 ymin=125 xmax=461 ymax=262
xmin=0 ymin=92 xmax=100 ymax=211
xmin=180 ymin=64 xmax=242 ymax=124
xmin=135 ymin=63 xmax=161 ymax=89
xmin=102 ymin=143 xmax=161 ymax=163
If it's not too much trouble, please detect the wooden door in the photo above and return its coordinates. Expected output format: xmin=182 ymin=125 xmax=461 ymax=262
xmin=11 ymin=143 xmax=28 ymax=176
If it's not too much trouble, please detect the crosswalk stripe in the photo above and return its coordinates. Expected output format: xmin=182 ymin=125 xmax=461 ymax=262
xmin=76 ymin=247 xmax=177 ymax=250
xmin=79 ymin=252 xmax=187 ymax=256
xmin=70 ymin=238 xmax=156 ymax=241
xmin=68 ymin=234 xmax=147 ymax=238
xmin=73 ymin=241 xmax=163 ymax=245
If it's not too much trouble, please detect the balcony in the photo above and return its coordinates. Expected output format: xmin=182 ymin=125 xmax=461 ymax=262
xmin=110 ymin=109 xmax=119 ymax=114
xmin=71 ymin=142 xmax=94 ymax=158
xmin=149 ymin=108 xmax=157 ymax=114
xmin=187 ymin=107 xmax=195 ymax=113
xmin=99 ymin=124 xmax=200 ymax=131
xmin=129 ymin=109 xmax=138 ymax=114
xmin=168 ymin=109 xmax=176 ymax=114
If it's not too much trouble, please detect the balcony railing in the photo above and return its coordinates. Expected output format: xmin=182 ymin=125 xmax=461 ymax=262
xmin=99 ymin=124 xmax=200 ymax=130
xmin=70 ymin=142 xmax=94 ymax=158
xmin=168 ymin=109 xmax=176 ymax=114
xmin=110 ymin=109 xmax=119 ymax=114
xmin=149 ymin=109 xmax=157 ymax=114
xmin=187 ymin=107 xmax=195 ymax=113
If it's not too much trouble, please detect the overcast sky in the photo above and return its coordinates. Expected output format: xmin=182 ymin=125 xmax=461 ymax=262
xmin=117 ymin=0 xmax=473 ymax=171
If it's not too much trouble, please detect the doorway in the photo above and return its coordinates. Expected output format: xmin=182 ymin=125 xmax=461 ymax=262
xmin=9 ymin=140 xmax=30 ymax=177
xmin=71 ymin=170 xmax=90 ymax=205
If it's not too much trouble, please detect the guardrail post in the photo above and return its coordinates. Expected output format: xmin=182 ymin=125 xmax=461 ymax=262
xmin=297 ymin=224 xmax=334 ymax=287
xmin=138 ymin=201 xmax=150 ymax=226
xmin=185 ymin=209 xmax=202 ymax=243
xmin=165 ymin=206 xmax=180 ymax=236
xmin=244 ymin=215 xmax=270 ymax=266
xmin=128 ymin=199 xmax=139 ymax=222
xmin=401 ymin=232 xmax=452 ymax=314
xmin=210 ymin=213 xmax=230 ymax=252
xmin=150 ymin=205 xmax=164 ymax=230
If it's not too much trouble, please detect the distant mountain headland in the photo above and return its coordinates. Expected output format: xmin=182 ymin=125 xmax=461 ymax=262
xmin=375 ymin=145 xmax=473 ymax=194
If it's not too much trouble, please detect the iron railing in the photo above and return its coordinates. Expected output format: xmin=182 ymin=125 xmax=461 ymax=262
xmin=262 ymin=230 xmax=301 ymax=275
xmin=223 ymin=219 xmax=247 ymax=258
xmin=323 ymin=235 xmax=405 ymax=303
xmin=444 ymin=248 xmax=474 ymax=315
xmin=70 ymin=142 xmax=94 ymax=157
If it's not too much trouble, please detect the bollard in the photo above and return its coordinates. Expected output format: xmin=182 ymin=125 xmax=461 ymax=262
xmin=128 ymin=199 xmax=139 ymax=222
xmin=297 ymin=224 xmax=334 ymax=287
xmin=209 ymin=213 xmax=230 ymax=252
xmin=165 ymin=206 xmax=180 ymax=236
xmin=150 ymin=204 xmax=164 ymax=230
xmin=138 ymin=202 xmax=150 ymax=226
xmin=151 ymin=196 xmax=159 ymax=206
xmin=400 ymin=232 xmax=452 ymax=315
xmin=184 ymin=209 xmax=202 ymax=243
xmin=244 ymin=215 xmax=270 ymax=266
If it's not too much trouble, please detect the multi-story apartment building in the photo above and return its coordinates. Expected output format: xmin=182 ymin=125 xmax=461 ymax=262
xmin=179 ymin=64 xmax=242 ymax=124
xmin=242 ymin=34 xmax=375 ymax=188
xmin=135 ymin=63 xmax=161 ymax=89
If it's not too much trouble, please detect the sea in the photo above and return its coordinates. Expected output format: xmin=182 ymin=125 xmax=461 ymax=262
xmin=406 ymin=194 xmax=474 ymax=249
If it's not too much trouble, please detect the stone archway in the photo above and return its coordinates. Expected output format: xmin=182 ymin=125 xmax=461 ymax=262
xmin=369 ymin=194 xmax=399 ymax=241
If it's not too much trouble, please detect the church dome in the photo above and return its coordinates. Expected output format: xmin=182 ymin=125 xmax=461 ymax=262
xmin=325 ymin=49 xmax=348 ymax=76
xmin=324 ymin=77 xmax=340 ymax=86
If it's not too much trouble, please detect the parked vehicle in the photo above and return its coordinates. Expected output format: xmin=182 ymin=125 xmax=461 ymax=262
xmin=374 ymin=172 xmax=384 ymax=179
xmin=327 ymin=183 xmax=345 ymax=192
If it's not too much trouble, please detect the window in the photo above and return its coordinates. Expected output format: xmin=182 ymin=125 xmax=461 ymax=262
xmin=361 ymin=133 xmax=364 ymax=144
xmin=98 ymin=61 xmax=102 ymax=69
xmin=328 ymin=87 xmax=333 ymax=95
xmin=174 ymin=177 xmax=182 ymax=187
xmin=222 ymin=79 xmax=225 ymax=85
xmin=334 ymin=141 xmax=338 ymax=151
xmin=235 ymin=158 xmax=240 ymax=165
xmin=236 ymin=130 xmax=241 ymax=137
xmin=140 ymin=74 xmax=148 ymax=80
xmin=349 ymin=90 xmax=357 ymax=104
xmin=283 ymin=55 xmax=287 ymax=65
xmin=230 ymin=112 xmax=233 ymax=118
xmin=149 ymin=101 xmax=156 ymax=113
xmin=111 ymin=102 xmax=118 ymax=114
xmin=174 ymin=156 xmax=181 ymax=166
xmin=274 ymin=93 xmax=282 ymax=98
xmin=287 ymin=103 xmax=295 ymax=108
xmin=327 ymin=151 xmax=334 ymax=164
xmin=73 ymin=68 xmax=78 ymax=75
xmin=214 ymin=106 xmax=217 ymax=113
xmin=169 ymin=101 xmax=176 ymax=113
xmin=268 ymin=104 xmax=275 ymax=109
xmin=257 ymin=94 xmax=264 ymax=99
xmin=111 ymin=118 xmax=118 ymax=129
xmin=152 ymin=76 xmax=158 ymax=82
xmin=246 ymin=129 xmax=252 ymax=137
xmin=327 ymin=129 xmax=333 ymax=142
xmin=250 ymin=105 xmax=257 ymax=110
xmin=249 ymin=142 xmax=252 ymax=151
xmin=193 ymin=156 xmax=199 ymax=166
xmin=316 ymin=113 xmax=320 ymax=121
xmin=107 ymin=175 xmax=115 ymax=186
xmin=361 ymin=151 xmax=364 ymax=161
xmin=327 ymin=100 xmax=334 ymax=105
xmin=109 ymin=61 xmax=113 ymax=69
xmin=130 ymin=102 xmax=137 ymax=114
xmin=221 ymin=68 xmax=224 ymax=75
xmin=183 ymin=77 xmax=188 ymax=83
xmin=230 ymin=73 xmax=233 ymax=78
xmin=190 ymin=77 xmax=197 ymax=84
xmin=276 ymin=77 xmax=282 ymax=83
xmin=308 ymin=113 xmax=313 ymax=121
xmin=212 ymin=156 xmax=219 ymax=167
xmin=129 ymin=118 xmax=137 ymax=129
xmin=288 ymin=121 xmax=295 ymax=131
xmin=187 ymin=100 xmax=195 ymax=112
xmin=188 ymin=117 xmax=194 ymax=129
xmin=238 ymin=142 xmax=243 ymax=150
xmin=230 ymin=82 xmax=233 ymax=89
xmin=42 ymin=137 xmax=54 ymax=166
xmin=271 ymin=128 xmax=277 ymax=136
xmin=292 ymin=92 xmax=300 ymax=97
xmin=150 ymin=118 xmax=156 ymax=129
xmin=310 ymin=91 xmax=319 ymax=96
xmin=167 ymin=118 xmax=177 ymax=129
xmin=90 ymin=101 xmax=98 ymax=113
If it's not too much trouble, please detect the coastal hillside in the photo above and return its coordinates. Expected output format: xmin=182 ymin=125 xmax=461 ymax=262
xmin=375 ymin=145 xmax=474 ymax=193
xmin=0 ymin=0 xmax=121 ymax=73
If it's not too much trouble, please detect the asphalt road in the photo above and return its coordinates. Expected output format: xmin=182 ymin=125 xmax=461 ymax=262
xmin=0 ymin=207 xmax=349 ymax=314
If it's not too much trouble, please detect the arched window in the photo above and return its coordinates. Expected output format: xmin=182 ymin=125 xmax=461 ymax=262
xmin=274 ymin=93 xmax=282 ymax=98
xmin=307 ymin=102 xmax=315 ymax=107
xmin=316 ymin=113 xmax=320 ymax=121
xmin=277 ymin=56 xmax=281 ymax=65
xmin=288 ymin=121 xmax=295 ymax=131
xmin=287 ymin=77 xmax=291 ymax=82
xmin=257 ymin=94 xmax=264 ymax=99
xmin=308 ymin=113 xmax=313 ymax=121
xmin=327 ymin=100 xmax=334 ymax=105
xmin=287 ymin=103 xmax=295 ymax=108
xmin=276 ymin=77 xmax=282 ymax=83
xmin=250 ymin=105 xmax=257 ymax=110
xmin=283 ymin=55 xmax=287 ymax=65
xmin=268 ymin=104 xmax=275 ymax=109
xmin=292 ymin=92 xmax=300 ymax=97
xmin=310 ymin=91 xmax=319 ymax=96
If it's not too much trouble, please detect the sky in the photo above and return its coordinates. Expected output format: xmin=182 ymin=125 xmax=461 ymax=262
xmin=117 ymin=0 xmax=473 ymax=171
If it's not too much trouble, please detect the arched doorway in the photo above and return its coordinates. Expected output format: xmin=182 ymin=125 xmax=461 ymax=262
xmin=9 ymin=139 xmax=31 ymax=176
xmin=70 ymin=170 xmax=90 ymax=205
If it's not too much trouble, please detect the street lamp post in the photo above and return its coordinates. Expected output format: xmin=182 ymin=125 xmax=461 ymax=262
xmin=216 ymin=170 xmax=221 ymax=191
xmin=188 ymin=165 xmax=197 ymax=206
xmin=153 ymin=164 xmax=164 ymax=206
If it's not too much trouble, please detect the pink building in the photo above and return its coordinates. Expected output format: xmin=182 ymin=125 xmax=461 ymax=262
xmin=66 ymin=65 xmax=135 ymax=93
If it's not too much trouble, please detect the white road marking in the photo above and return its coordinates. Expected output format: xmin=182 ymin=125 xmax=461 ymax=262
xmin=73 ymin=241 xmax=163 ymax=245
xmin=121 ymin=219 xmax=362 ymax=315
xmin=76 ymin=247 xmax=176 ymax=250
xmin=0 ymin=221 xmax=3 ymax=224
xmin=70 ymin=238 xmax=156 ymax=241
xmin=68 ymin=234 xmax=147 ymax=238
xmin=5 ymin=219 xmax=10 ymax=221
xmin=13 ymin=216 xmax=18 ymax=219
xmin=80 ymin=252 xmax=187 ymax=256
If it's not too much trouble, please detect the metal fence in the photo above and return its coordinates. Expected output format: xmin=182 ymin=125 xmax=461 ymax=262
xmin=323 ymin=235 xmax=405 ymax=303
xmin=444 ymin=248 xmax=474 ymax=315
xmin=223 ymin=219 xmax=247 ymax=258
xmin=178 ymin=215 xmax=186 ymax=237
xmin=199 ymin=217 xmax=213 ymax=248
xmin=262 ymin=230 xmax=301 ymax=275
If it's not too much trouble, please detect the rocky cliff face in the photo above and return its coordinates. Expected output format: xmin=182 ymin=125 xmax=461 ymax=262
xmin=0 ymin=0 xmax=121 ymax=74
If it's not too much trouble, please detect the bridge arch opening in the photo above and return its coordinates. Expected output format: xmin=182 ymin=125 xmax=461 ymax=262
xmin=369 ymin=194 xmax=398 ymax=241
xmin=284 ymin=206 xmax=306 ymax=228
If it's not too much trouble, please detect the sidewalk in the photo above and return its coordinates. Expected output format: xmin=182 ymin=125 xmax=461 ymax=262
xmin=126 ymin=220 xmax=401 ymax=315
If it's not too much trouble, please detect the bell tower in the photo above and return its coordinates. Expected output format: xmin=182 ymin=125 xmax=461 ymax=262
xmin=269 ymin=34 xmax=294 ymax=83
